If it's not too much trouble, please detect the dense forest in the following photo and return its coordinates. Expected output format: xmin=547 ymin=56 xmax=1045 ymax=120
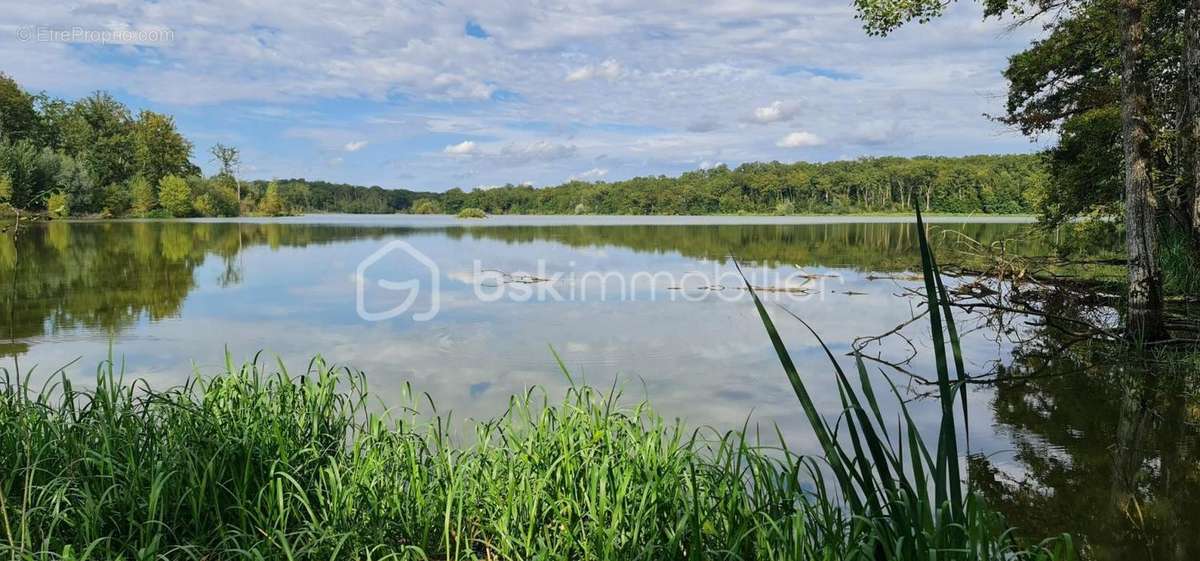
xmin=241 ymin=179 xmax=429 ymax=215
xmin=262 ymin=154 xmax=1046 ymax=216
xmin=411 ymin=155 xmax=1044 ymax=215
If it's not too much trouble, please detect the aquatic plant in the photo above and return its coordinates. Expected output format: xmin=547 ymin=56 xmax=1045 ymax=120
xmin=737 ymin=206 xmax=1076 ymax=559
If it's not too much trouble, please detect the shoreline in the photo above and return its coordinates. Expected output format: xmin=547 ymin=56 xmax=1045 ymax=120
xmin=42 ymin=212 xmax=1040 ymax=227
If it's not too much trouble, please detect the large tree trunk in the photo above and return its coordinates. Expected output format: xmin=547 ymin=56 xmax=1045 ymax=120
xmin=1119 ymin=0 xmax=1166 ymax=343
xmin=1187 ymin=0 xmax=1200 ymax=244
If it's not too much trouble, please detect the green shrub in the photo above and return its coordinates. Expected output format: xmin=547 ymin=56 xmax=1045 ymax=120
xmin=456 ymin=207 xmax=487 ymax=219
xmin=193 ymin=193 xmax=218 ymax=217
xmin=53 ymin=154 xmax=98 ymax=214
xmin=45 ymin=191 xmax=70 ymax=218
xmin=157 ymin=174 xmax=192 ymax=217
xmin=0 ymin=174 xmax=10 ymax=203
xmin=130 ymin=176 xmax=156 ymax=216
xmin=0 ymin=140 xmax=57 ymax=209
xmin=102 ymin=183 xmax=131 ymax=216
xmin=1051 ymin=218 xmax=1123 ymax=260
xmin=189 ymin=175 xmax=239 ymax=217
xmin=411 ymin=198 xmax=440 ymax=214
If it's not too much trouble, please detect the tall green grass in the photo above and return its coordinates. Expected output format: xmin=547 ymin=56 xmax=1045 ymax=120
xmin=0 ymin=211 xmax=1075 ymax=560
xmin=1 ymin=356 xmax=877 ymax=560
xmin=1159 ymin=223 xmax=1200 ymax=296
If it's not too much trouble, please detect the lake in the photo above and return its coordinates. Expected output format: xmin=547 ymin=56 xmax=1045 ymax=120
xmin=2 ymin=215 xmax=1195 ymax=559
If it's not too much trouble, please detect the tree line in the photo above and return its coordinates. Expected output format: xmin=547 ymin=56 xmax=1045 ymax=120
xmin=253 ymin=156 xmax=1048 ymax=216
xmin=242 ymin=178 xmax=429 ymax=215
xmin=409 ymin=155 xmax=1045 ymax=216
xmin=0 ymin=73 xmax=289 ymax=218
xmin=261 ymin=155 xmax=1045 ymax=216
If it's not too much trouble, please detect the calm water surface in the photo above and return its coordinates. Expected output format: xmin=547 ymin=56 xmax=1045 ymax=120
xmin=2 ymin=215 xmax=1196 ymax=560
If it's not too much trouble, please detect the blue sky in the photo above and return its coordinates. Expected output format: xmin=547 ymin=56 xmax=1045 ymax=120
xmin=3 ymin=1 xmax=1046 ymax=191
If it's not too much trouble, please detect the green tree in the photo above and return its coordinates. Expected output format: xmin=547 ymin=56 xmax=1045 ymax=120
xmin=211 ymin=175 xmax=240 ymax=216
xmin=1032 ymin=107 xmax=1124 ymax=224
xmin=0 ymin=140 xmax=57 ymax=209
xmin=233 ymin=156 xmax=1043 ymax=218
xmin=0 ymin=75 xmax=209 ymax=214
xmin=157 ymin=175 xmax=192 ymax=217
xmin=278 ymin=181 xmax=310 ymax=211
xmin=53 ymin=154 xmax=97 ymax=214
xmin=129 ymin=176 xmax=156 ymax=216
xmin=60 ymin=92 xmax=134 ymax=189
xmin=209 ymin=143 xmax=242 ymax=208
xmin=1186 ymin=0 xmax=1200 ymax=241
xmin=0 ymin=73 xmax=40 ymax=143
xmin=258 ymin=181 xmax=284 ymax=216
xmin=132 ymin=110 xmax=194 ymax=187
xmin=853 ymin=0 xmax=1169 ymax=340
xmin=0 ymin=174 xmax=11 ymax=204
xmin=32 ymin=96 xmax=69 ymax=150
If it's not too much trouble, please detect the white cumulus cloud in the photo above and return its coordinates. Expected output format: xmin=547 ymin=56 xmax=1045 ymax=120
xmin=443 ymin=140 xmax=478 ymax=155
xmin=776 ymin=131 xmax=824 ymax=148
xmin=751 ymin=101 xmax=799 ymax=124
xmin=344 ymin=140 xmax=368 ymax=152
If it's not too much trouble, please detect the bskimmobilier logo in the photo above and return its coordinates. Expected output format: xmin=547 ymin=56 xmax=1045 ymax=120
xmin=356 ymin=241 xmax=440 ymax=322
xmin=355 ymin=239 xmax=847 ymax=324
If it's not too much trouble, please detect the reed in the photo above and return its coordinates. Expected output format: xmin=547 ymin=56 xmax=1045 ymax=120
xmin=736 ymin=206 xmax=1075 ymax=560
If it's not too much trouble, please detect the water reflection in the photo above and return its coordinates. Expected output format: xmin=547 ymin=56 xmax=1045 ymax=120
xmin=1 ymin=216 xmax=1194 ymax=559
xmin=443 ymin=221 xmax=1034 ymax=269
xmin=2 ymin=219 xmax=1038 ymax=354
xmin=973 ymin=326 xmax=1200 ymax=560
xmin=2 ymin=221 xmax=400 ymax=353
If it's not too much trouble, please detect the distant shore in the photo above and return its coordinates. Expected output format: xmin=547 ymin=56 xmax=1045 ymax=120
xmin=40 ymin=212 xmax=1039 ymax=227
